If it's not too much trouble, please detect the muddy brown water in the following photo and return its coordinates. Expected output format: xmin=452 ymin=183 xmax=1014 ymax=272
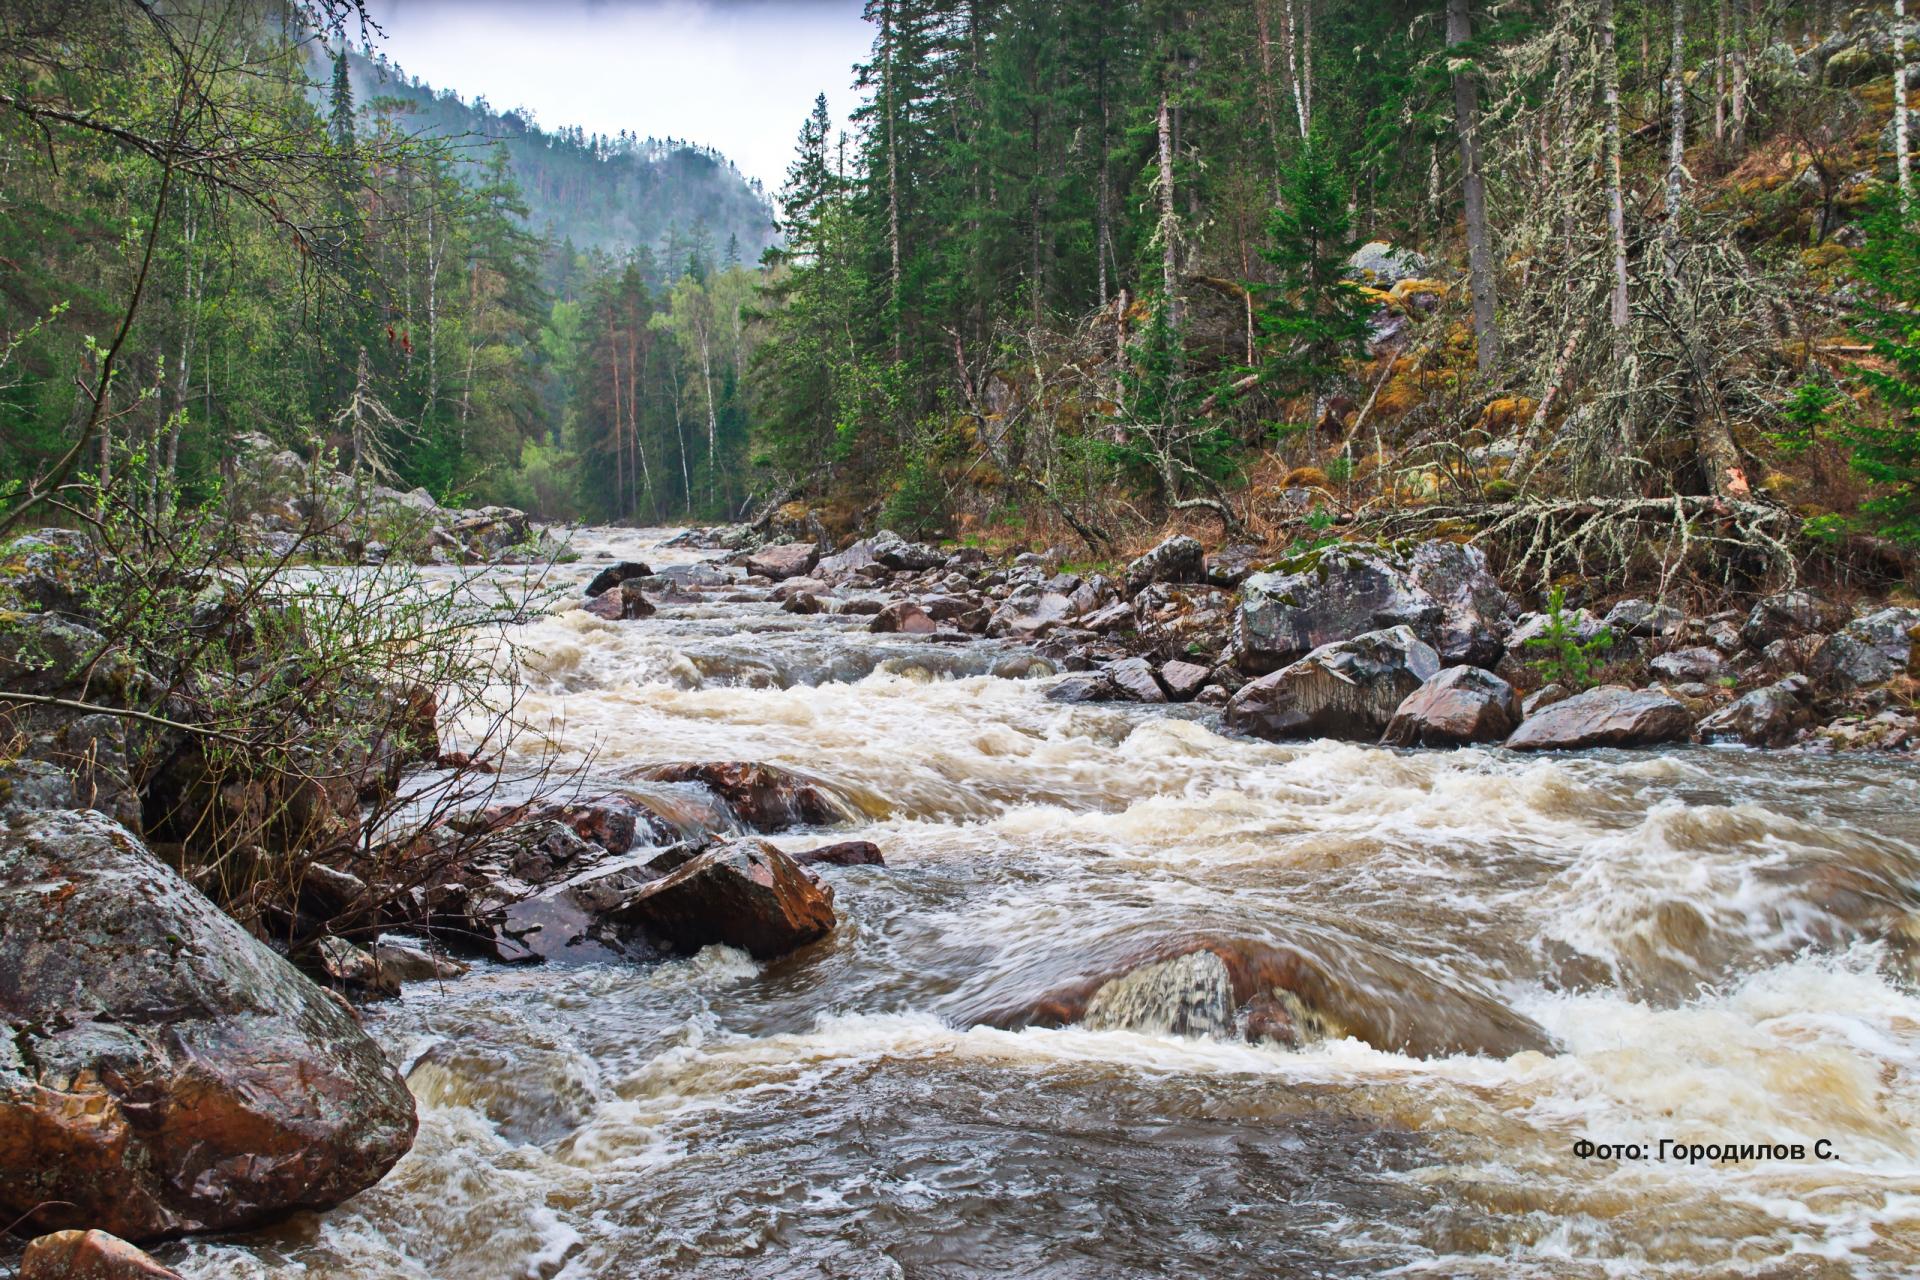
xmin=177 ymin=528 xmax=1920 ymax=1279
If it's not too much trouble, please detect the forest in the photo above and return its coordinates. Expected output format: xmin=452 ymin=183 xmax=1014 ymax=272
xmin=2 ymin=0 xmax=1918 ymax=591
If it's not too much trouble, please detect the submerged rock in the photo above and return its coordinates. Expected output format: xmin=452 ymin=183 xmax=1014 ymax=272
xmin=1382 ymin=666 xmax=1521 ymax=747
xmin=0 ymin=809 xmax=416 ymax=1241
xmin=630 ymin=761 xmax=852 ymax=832
xmin=1506 ymin=685 xmax=1694 ymax=751
xmin=789 ymin=840 xmax=885 ymax=868
xmin=1225 ymin=626 xmax=1441 ymax=741
xmin=610 ymin=837 xmax=835 ymax=958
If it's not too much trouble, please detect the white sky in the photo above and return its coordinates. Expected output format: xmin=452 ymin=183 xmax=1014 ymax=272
xmin=366 ymin=0 xmax=872 ymax=195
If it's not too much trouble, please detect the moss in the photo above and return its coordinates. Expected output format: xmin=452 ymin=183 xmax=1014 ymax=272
xmin=1282 ymin=466 xmax=1329 ymax=489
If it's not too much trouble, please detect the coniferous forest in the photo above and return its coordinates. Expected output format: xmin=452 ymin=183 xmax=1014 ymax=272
xmin=5 ymin=0 xmax=1920 ymax=571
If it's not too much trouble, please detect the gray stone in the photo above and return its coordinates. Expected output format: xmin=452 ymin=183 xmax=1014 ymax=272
xmin=744 ymin=542 xmax=820 ymax=581
xmin=1649 ymin=645 xmax=1728 ymax=684
xmin=1225 ymin=626 xmax=1442 ymax=741
xmin=1506 ymin=685 xmax=1695 ymax=751
xmin=1104 ymin=657 xmax=1168 ymax=704
xmin=1697 ymin=680 xmax=1814 ymax=748
xmin=1604 ymin=598 xmax=1684 ymax=639
xmin=1406 ymin=540 xmax=1513 ymax=667
xmin=1233 ymin=544 xmax=1443 ymax=674
xmin=1125 ymin=535 xmax=1207 ymax=591
xmin=1158 ymin=659 xmax=1212 ymax=701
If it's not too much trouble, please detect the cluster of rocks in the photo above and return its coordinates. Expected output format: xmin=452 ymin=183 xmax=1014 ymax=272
xmin=623 ymin=520 xmax=1920 ymax=756
xmin=226 ymin=433 xmax=567 ymax=567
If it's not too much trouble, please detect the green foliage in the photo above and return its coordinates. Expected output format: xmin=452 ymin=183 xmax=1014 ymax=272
xmin=1251 ymin=133 xmax=1374 ymax=398
xmin=1523 ymin=587 xmax=1615 ymax=691
xmin=1769 ymin=381 xmax=1840 ymax=458
xmin=1849 ymin=191 xmax=1920 ymax=547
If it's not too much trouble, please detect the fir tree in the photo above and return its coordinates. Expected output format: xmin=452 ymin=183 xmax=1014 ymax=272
xmin=1251 ymin=133 xmax=1372 ymax=398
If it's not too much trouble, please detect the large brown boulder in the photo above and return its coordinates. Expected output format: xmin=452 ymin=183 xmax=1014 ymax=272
xmin=744 ymin=542 xmax=820 ymax=581
xmin=20 ymin=1230 xmax=181 ymax=1279
xmin=583 ymin=582 xmax=655 ymax=620
xmin=1225 ymin=626 xmax=1440 ymax=741
xmin=583 ymin=560 xmax=652 ymax=596
xmin=1505 ymin=684 xmax=1694 ymax=751
xmin=1382 ymin=665 xmax=1520 ymax=747
xmin=629 ymin=761 xmax=854 ymax=832
xmin=610 ymin=837 xmax=835 ymax=958
xmin=0 ymin=810 xmax=416 ymax=1241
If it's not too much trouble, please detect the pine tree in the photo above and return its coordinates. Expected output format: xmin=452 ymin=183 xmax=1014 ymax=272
xmin=1251 ymin=133 xmax=1371 ymax=399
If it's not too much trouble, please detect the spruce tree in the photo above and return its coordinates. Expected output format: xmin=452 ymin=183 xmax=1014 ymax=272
xmin=1251 ymin=133 xmax=1372 ymax=399
xmin=1847 ymin=191 xmax=1920 ymax=545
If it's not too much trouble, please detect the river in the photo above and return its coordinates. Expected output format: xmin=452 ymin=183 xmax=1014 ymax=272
xmin=182 ymin=527 xmax=1920 ymax=1279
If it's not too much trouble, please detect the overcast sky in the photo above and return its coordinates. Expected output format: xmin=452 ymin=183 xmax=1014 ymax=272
xmin=366 ymin=0 xmax=872 ymax=194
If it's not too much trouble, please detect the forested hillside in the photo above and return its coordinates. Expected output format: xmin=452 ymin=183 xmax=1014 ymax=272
xmin=335 ymin=44 xmax=778 ymax=266
xmin=4 ymin=0 xmax=1920 ymax=596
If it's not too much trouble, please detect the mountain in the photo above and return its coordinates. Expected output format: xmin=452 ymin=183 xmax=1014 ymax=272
xmin=339 ymin=46 xmax=779 ymax=265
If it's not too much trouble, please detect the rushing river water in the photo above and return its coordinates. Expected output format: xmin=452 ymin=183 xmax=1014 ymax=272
xmin=180 ymin=527 xmax=1920 ymax=1279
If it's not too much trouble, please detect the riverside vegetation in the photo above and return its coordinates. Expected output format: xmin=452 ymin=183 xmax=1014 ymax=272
xmin=5 ymin=1 xmax=1920 ymax=1277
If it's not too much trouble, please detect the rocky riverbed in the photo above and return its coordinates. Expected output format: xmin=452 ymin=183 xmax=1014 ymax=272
xmin=5 ymin=523 xmax=1920 ymax=1278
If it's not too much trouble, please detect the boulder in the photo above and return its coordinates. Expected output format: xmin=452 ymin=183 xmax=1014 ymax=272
xmin=1818 ymin=607 xmax=1920 ymax=687
xmin=868 ymin=529 xmax=944 ymax=571
xmin=1406 ymin=540 xmax=1512 ymax=667
xmin=869 ymin=601 xmax=938 ymax=634
xmin=583 ymin=582 xmax=655 ymax=621
xmin=0 ymin=810 xmax=416 ymax=1241
xmin=1382 ymin=666 xmax=1521 ymax=747
xmin=1523 ymin=683 xmax=1570 ymax=715
xmin=1505 ymin=685 xmax=1694 ymax=751
xmin=610 ymin=838 xmax=835 ymax=958
xmin=583 ymin=561 xmax=653 ymax=597
xmin=1233 ymin=545 xmax=1442 ymax=674
xmin=1225 ymin=626 xmax=1441 ymax=741
xmin=1045 ymin=673 xmax=1117 ymax=704
xmin=1649 ymin=645 xmax=1728 ymax=684
xmin=789 ymin=840 xmax=885 ymax=868
xmin=20 ymin=1230 xmax=182 ymax=1279
xmin=1506 ymin=606 xmax=1611 ymax=651
xmin=1347 ymin=241 xmax=1434 ymax=288
xmin=744 ymin=542 xmax=820 ymax=581
xmin=1741 ymin=590 xmax=1846 ymax=651
xmin=0 ymin=529 xmax=97 ymax=618
xmin=1158 ymin=659 xmax=1212 ymax=701
xmin=1204 ymin=543 xmax=1265 ymax=588
xmin=630 ymin=761 xmax=851 ymax=831
xmin=782 ymin=591 xmax=825 ymax=615
xmin=1604 ymin=598 xmax=1684 ymax=639
xmin=1697 ymin=678 xmax=1813 ymax=748
xmin=987 ymin=588 xmax=1074 ymax=640
xmin=1124 ymin=535 xmax=1206 ymax=591
xmin=1103 ymin=657 xmax=1167 ymax=704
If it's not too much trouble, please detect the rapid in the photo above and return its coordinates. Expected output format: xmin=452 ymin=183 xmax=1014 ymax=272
xmin=184 ymin=528 xmax=1920 ymax=1279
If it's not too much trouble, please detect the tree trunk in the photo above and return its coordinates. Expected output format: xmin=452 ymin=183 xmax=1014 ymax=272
xmin=882 ymin=0 xmax=903 ymax=363
xmin=1714 ymin=0 xmax=1728 ymax=146
xmin=1601 ymin=0 xmax=1631 ymax=330
xmin=1731 ymin=0 xmax=1749 ymax=152
xmin=1898 ymin=0 xmax=1912 ymax=211
xmin=1664 ymin=0 xmax=1688 ymax=277
xmin=1156 ymin=91 xmax=1181 ymax=333
xmin=1447 ymin=0 xmax=1500 ymax=374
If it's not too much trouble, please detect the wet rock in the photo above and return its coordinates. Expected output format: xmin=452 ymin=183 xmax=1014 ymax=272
xmin=1104 ymin=657 xmax=1168 ymax=704
xmin=1604 ymin=598 xmax=1683 ymax=639
xmin=869 ymin=601 xmax=937 ymax=634
xmin=610 ymin=837 xmax=835 ymax=958
xmin=1506 ymin=685 xmax=1695 ymax=751
xmin=744 ymin=542 xmax=820 ymax=581
xmin=1226 ymin=626 xmax=1441 ymax=742
xmin=1233 ymin=545 xmax=1442 ymax=674
xmin=0 ymin=809 xmax=416 ymax=1241
xmin=1124 ymin=535 xmax=1206 ymax=591
xmin=583 ymin=582 xmax=655 ymax=620
xmin=20 ymin=1229 xmax=182 ymax=1279
xmin=1806 ymin=608 xmax=1920 ymax=692
xmin=867 ymin=529 xmax=944 ymax=571
xmin=789 ymin=840 xmax=885 ymax=868
xmin=1158 ymin=659 xmax=1212 ymax=701
xmin=1204 ymin=543 xmax=1265 ymax=588
xmin=630 ymin=761 xmax=851 ymax=832
xmin=583 ymin=561 xmax=653 ymax=596
xmin=1817 ymin=709 xmax=1920 ymax=752
xmin=1649 ymin=645 xmax=1728 ymax=684
xmin=1697 ymin=678 xmax=1813 ymax=748
xmin=372 ymin=938 xmax=469 ymax=985
xmin=314 ymin=936 xmax=397 ymax=998
xmin=1045 ymin=673 xmax=1117 ymax=703
xmin=1522 ymin=683 xmax=1570 ymax=715
xmin=783 ymin=590 xmax=825 ymax=615
xmin=1382 ymin=666 xmax=1521 ymax=747
xmin=987 ymin=588 xmax=1074 ymax=640
xmin=1406 ymin=540 xmax=1513 ymax=667
xmin=1079 ymin=600 xmax=1137 ymax=634
xmin=1741 ymin=590 xmax=1847 ymax=651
